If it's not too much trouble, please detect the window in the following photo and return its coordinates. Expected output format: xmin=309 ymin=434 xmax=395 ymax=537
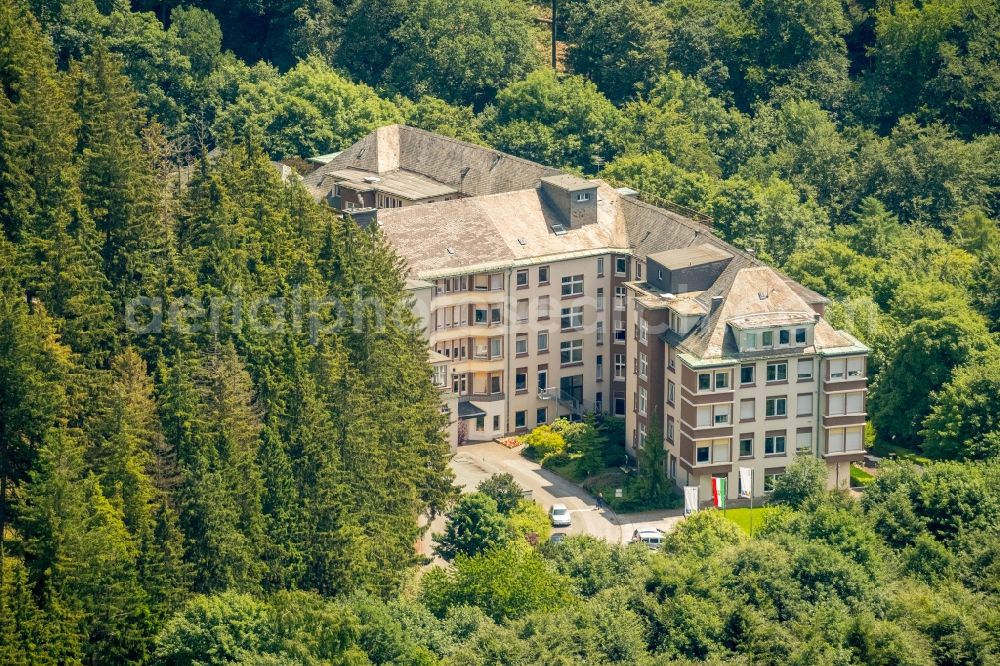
xmin=846 ymin=426 xmax=863 ymax=450
xmin=779 ymin=329 xmax=790 ymax=345
xmin=766 ymin=362 xmax=787 ymax=382
xmin=490 ymin=375 xmax=502 ymax=394
xmin=636 ymin=261 xmax=642 ymax=279
xmin=537 ymin=331 xmax=549 ymax=352
xmin=614 ymin=286 xmax=627 ymax=310
xmin=474 ymin=307 xmax=488 ymax=325
xmin=764 ymin=435 xmax=786 ymax=455
xmin=515 ymin=410 xmax=526 ymax=429
xmin=739 ymin=437 xmax=753 ymax=458
xmin=796 ymin=394 xmax=813 ymax=416
xmin=637 ymin=424 xmax=647 ymax=448
xmin=516 ymin=269 xmax=528 ymax=288
xmin=668 ymin=346 xmax=676 ymax=370
xmin=615 ymin=257 xmax=627 ymax=275
xmin=697 ymin=446 xmax=711 ymax=463
xmin=667 ymin=418 xmax=674 ymax=442
xmin=797 ymin=358 xmax=813 ymax=380
xmin=639 ymin=388 xmax=647 ymax=415
xmin=830 ymin=358 xmax=846 ymax=380
xmin=596 ymin=321 xmax=604 ymax=345
xmin=560 ymin=339 xmax=583 ymax=365
xmin=490 ymin=337 xmax=502 ymax=359
xmin=561 ymin=305 xmax=584 ymax=331
xmin=796 ymin=430 xmax=812 ymax=453
xmin=515 ymin=334 xmax=528 ymax=356
xmin=536 ymin=407 xmax=547 ymax=425
xmin=828 ymin=391 xmax=865 ymax=415
xmin=537 ymin=367 xmax=548 ymax=390
xmin=515 ymin=368 xmax=527 ymax=392
xmin=714 ymin=404 xmax=731 ymax=424
xmin=765 ymin=397 xmax=787 ymax=417
xmin=639 ymin=318 xmax=648 ymax=343
xmin=538 ymin=266 xmax=550 ymax=284
xmin=576 ymin=192 xmax=591 ymax=202
xmin=516 ymin=299 xmax=528 ymax=323
xmin=475 ymin=415 xmax=485 ymax=431
xmin=741 ymin=364 xmax=755 ymax=385
xmin=597 ymin=288 xmax=605 ymax=311
xmin=698 ymin=373 xmax=712 ymax=391
xmin=847 ymin=357 xmax=865 ymax=378
xmin=715 ymin=371 xmax=729 ymax=389
xmin=697 ymin=406 xmax=712 ymax=427
xmin=490 ymin=304 xmax=502 ymax=325
xmin=432 ymin=365 xmax=447 ymax=387
xmin=614 ymin=319 xmax=626 ymax=342
xmin=667 ymin=380 xmax=675 ymax=405
xmin=596 ymin=355 xmax=604 ymax=380
xmin=764 ymin=473 xmax=781 ymax=492
xmin=614 ymin=354 xmax=625 ymax=379
xmin=639 ymin=353 xmax=648 ymax=379
xmin=828 ymin=427 xmax=845 ymax=453
xmin=474 ymin=274 xmax=489 ymax=291
xmin=597 ymin=257 xmax=604 ymax=276
xmin=795 ymin=328 xmax=806 ymax=344
xmin=561 ymin=275 xmax=584 ymax=297
xmin=538 ymin=295 xmax=550 ymax=320
xmin=453 ymin=373 xmax=467 ymax=394
xmin=745 ymin=332 xmax=757 ymax=349
xmin=614 ymin=392 xmax=626 ymax=415
xmin=489 ymin=273 xmax=503 ymax=290
xmin=493 ymin=415 xmax=500 ymax=430
xmin=595 ymin=391 xmax=603 ymax=412
xmin=762 ymin=330 xmax=773 ymax=347
xmin=740 ymin=399 xmax=755 ymax=421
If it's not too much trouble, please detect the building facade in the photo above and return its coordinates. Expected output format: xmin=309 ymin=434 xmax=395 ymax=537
xmin=304 ymin=125 xmax=869 ymax=494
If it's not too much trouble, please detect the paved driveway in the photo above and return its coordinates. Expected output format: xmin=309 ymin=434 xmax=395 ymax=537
xmin=420 ymin=441 xmax=684 ymax=556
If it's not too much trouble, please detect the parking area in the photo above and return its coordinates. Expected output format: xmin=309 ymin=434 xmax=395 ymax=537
xmin=420 ymin=441 xmax=684 ymax=556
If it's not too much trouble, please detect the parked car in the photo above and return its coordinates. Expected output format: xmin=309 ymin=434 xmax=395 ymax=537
xmin=549 ymin=504 xmax=572 ymax=527
xmin=631 ymin=528 xmax=665 ymax=549
xmin=548 ymin=532 xmax=566 ymax=544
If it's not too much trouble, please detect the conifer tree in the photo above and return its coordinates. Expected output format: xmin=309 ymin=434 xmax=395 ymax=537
xmin=0 ymin=237 xmax=71 ymax=559
xmin=0 ymin=0 xmax=116 ymax=367
xmin=71 ymin=42 xmax=167 ymax=309
xmin=164 ymin=344 xmax=267 ymax=593
xmin=19 ymin=431 xmax=151 ymax=663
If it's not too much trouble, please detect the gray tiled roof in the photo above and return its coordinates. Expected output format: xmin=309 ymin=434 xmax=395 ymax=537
xmin=309 ymin=126 xmax=856 ymax=361
xmin=303 ymin=125 xmax=558 ymax=200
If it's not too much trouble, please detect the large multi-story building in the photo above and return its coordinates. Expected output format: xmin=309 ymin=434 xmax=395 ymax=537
xmin=305 ymin=125 xmax=869 ymax=498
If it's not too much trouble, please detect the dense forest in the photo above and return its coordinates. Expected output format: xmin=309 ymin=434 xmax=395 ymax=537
xmin=1 ymin=0 xmax=999 ymax=663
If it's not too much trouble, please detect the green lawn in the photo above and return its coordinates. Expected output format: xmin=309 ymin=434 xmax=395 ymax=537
xmin=721 ymin=507 xmax=777 ymax=535
xmin=850 ymin=465 xmax=875 ymax=487
xmin=870 ymin=441 xmax=932 ymax=466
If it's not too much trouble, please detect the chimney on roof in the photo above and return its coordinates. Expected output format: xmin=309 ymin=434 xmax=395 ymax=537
xmin=375 ymin=126 xmax=400 ymax=174
xmin=710 ymin=295 xmax=724 ymax=313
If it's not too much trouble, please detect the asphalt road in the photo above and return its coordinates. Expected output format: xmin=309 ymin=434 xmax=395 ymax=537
xmin=420 ymin=441 xmax=684 ymax=556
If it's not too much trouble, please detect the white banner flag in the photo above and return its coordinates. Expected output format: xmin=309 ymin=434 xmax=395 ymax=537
xmin=683 ymin=486 xmax=699 ymax=516
xmin=739 ymin=467 xmax=753 ymax=499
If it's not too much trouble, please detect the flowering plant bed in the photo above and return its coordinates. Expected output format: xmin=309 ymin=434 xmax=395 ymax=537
xmin=498 ymin=436 xmax=522 ymax=449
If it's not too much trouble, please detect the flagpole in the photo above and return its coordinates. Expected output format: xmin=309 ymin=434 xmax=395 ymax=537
xmin=749 ymin=470 xmax=754 ymax=537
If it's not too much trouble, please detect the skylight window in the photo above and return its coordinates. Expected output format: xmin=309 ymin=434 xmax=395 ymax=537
xmin=551 ymin=224 xmax=567 ymax=236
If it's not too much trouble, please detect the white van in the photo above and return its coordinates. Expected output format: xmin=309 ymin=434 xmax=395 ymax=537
xmin=631 ymin=528 xmax=665 ymax=549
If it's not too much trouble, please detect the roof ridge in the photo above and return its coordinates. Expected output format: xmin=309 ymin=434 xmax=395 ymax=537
xmin=395 ymin=124 xmax=562 ymax=173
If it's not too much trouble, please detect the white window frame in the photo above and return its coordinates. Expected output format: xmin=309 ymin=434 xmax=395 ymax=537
xmin=561 ymin=274 xmax=584 ymax=297
xmin=560 ymin=339 xmax=583 ymax=366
